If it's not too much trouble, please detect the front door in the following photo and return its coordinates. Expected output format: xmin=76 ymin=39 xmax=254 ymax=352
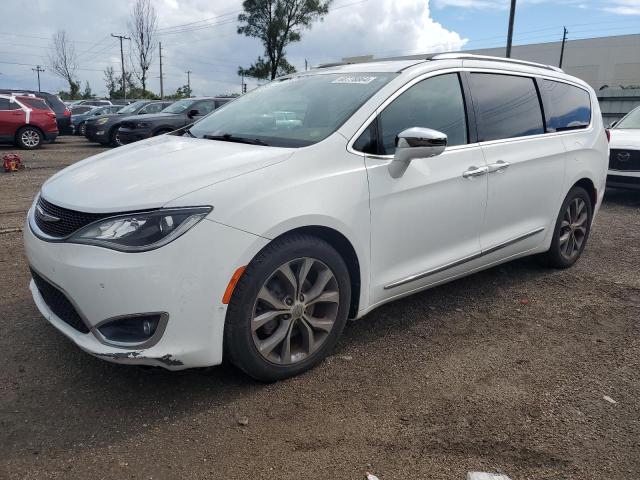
xmin=360 ymin=72 xmax=489 ymax=306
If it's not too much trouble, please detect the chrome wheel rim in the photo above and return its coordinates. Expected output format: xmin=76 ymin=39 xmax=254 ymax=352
xmin=115 ymin=132 xmax=122 ymax=146
xmin=21 ymin=130 xmax=39 ymax=147
xmin=559 ymin=197 xmax=588 ymax=260
xmin=251 ymin=257 xmax=340 ymax=365
xmin=79 ymin=124 xmax=86 ymax=135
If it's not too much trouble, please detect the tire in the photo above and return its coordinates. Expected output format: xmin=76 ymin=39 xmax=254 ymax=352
xmin=109 ymin=127 xmax=123 ymax=147
xmin=224 ymin=234 xmax=351 ymax=382
xmin=78 ymin=122 xmax=86 ymax=136
xmin=15 ymin=126 xmax=43 ymax=149
xmin=541 ymin=186 xmax=593 ymax=268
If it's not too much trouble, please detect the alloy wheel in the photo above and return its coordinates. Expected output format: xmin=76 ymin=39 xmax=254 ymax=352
xmin=251 ymin=257 xmax=340 ymax=365
xmin=21 ymin=129 xmax=40 ymax=148
xmin=559 ymin=197 xmax=588 ymax=260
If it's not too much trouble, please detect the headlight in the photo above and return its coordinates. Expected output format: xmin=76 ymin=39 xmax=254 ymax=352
xmin=135 ymin=122 xmax=150 ymax=128
xmin=68 ymin=207 xmax=212 ymax=252
xmin=96 ymin=117 xmax=109 ymax=125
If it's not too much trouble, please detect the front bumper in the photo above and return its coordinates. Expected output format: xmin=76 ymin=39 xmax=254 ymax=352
xmin=84 ymin=123 xmax=108 ymax=143
xmin=24 ymin=211 xmax=268 ymax=369
xmin=118 ymin=127 xmax=152 ymax=145
xmin=607 ymin=171 xmax=640 ymax=190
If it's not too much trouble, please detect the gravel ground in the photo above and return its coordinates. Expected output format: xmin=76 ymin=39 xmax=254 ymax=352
xmin=1 ymin=136 xmax=639 ymax=480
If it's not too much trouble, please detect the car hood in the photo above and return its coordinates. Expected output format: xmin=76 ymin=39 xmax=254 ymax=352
xmin=85 ymin=113 xmax=123 ymax=124
xmin=609 ymin=129 xmax=640 ymax=149
xmin=41 ymin=135 xmax=293 ymax=213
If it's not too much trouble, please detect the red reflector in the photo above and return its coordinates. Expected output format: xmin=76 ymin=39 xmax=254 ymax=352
xmin=605 ymin=129 xmax=610 ymax=142
xmin=64 ymin=109 xmax=71 ymax=116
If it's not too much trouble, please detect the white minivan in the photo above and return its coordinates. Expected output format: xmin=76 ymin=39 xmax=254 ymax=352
xmin=25 ymin=54 xmax=608 ymax=380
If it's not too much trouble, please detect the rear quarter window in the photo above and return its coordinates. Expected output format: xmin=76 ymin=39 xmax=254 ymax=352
xmin=539 ymin=79 xmax=591 ymax=132
xmin=22 ymin=98 xmax=51 ymax=110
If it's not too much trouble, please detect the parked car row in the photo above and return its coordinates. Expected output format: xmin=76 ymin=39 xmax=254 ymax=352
xmin=0 ymin=93 xmax=58 ymax=149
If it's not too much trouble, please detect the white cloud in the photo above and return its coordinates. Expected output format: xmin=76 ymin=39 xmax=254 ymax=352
xmin=603 ymin=0 xmax=640 ymax=15
xmin=0 ymin=0 xmax=464 ymax=96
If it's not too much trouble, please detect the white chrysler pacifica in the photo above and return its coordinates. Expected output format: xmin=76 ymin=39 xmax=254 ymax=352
xmin=25 ymin=54 xmax=608 ymax=380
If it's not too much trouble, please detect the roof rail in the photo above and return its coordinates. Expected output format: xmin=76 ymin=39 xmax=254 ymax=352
xmin=316 ymin=61 xmax=352 ymax=69
xmin=432 ymin=53 xmax=564 ymax=73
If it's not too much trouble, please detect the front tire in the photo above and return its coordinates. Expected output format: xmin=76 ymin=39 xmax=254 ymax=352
xmin=109 ymin=127 xmax=123 ymax=147
xmin=16 ymin=126 xmax=43 ymax=149
xmin=542 ymin=186 xmax=593 ymax=268
xmin=224 ymin=234 xmax=351 ymax=382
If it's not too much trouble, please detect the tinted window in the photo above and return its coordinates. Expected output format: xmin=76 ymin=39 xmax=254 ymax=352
xmin=215 ymin=99 xmax=230 ymax=109
xmin=469 ymin=73 xmax=544 ymax=141
xmin=22 ymin=98 xmax=50 ymax=110
xmin=539 ymin=80 xmax=591 ymax=132
xmin=0 ymin=98 xmax=10 ymax=110
xmin=378 ymin=73 xmax=467 ymax=154
xmin=194 ymin=100 xmax=215 ymax=115
xmin=353 ymin=121 xmax=378 ymax=154
xmin=141 ymin=103 xmax=164 ymax=114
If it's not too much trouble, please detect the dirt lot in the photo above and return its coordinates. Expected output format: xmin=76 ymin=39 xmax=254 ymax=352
xmin=0 ymin=136 xmax=639 ymax=480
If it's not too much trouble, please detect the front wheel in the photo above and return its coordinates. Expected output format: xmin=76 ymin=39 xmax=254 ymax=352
xmin=109 ymin=127 xmax=123 ymax=147
xmin=224 ymin=234 xmax=351 ymax=381
xmin=541 ymin=186 xmax=593 ymax=268
xmin=78 ymin=122 xmax=86 ymax=136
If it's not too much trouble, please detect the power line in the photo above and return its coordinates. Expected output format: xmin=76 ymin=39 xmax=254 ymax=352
xmin=111 ymin=34 xmax=131 ymax=99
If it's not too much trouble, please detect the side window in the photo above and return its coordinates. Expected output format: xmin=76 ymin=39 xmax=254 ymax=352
xmin=539 ymin=79 xmax=591 ymax=132
xmin=469 ymin=73 xmax=544 ymax=142
xmin=378 ymin=73 xmax=468 ymax=155
xmin=141 ymin=103 xmax=162 ymax=114
xmin=215 ymin=100 xmax=229 ymax=109
xmin=0 ymin=98 xmax=11 ymax=110
xmin=353 ymin=121 xmax=378 ymax=154
xmin=194 ymin=100 xmax=215 ymax=115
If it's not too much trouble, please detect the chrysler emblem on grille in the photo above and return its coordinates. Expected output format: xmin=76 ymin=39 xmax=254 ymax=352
xmin=36 ymin=204 xmax=60 ymax=223
xmin=617 ymin=152 xmax=631 ymax=162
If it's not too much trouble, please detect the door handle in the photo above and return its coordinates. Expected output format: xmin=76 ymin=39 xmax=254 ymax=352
xmin=462 ymin=166 xmax=489 ymax=178
xmin=487 ymin=160 xmax=510 ymax=173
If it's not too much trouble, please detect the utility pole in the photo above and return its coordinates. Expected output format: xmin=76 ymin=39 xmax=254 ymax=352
xmin=111 ymin=33 xmax=131 ymax=100
xmin=186 ymin=70 xmax=192 ymax=92
xmin=559 ymin=26 xmax=568 ymax=68
xmin=506 ymin=0 xmax=516 ymax=58
xmin=32 ymin=65 xmax=44 ymax=92
xmin=159 ymin=41 xmax=164 ymax=99
xmin=305 ymin=59 xmax=308 ymax=71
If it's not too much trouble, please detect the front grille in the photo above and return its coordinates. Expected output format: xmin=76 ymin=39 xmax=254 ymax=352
xmin=30 ymin=268 xmax=89 ymax=333
xmin=609 ymin=149 xmax=640 ymax=172
xmin=34 ymin=197 xmax=109 ymax=238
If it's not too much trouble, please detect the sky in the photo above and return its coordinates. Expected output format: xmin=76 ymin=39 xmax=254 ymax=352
xmin=0 ymin=0 xmax=639 ymax=97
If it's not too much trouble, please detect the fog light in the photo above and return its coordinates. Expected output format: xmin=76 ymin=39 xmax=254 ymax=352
xmin=96 ymin=313 xmax=168 ymax=347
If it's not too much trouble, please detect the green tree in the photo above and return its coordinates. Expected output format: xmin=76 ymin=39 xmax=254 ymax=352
xmin=167 ymin=84 xmax=192 ymax=99
xmin=81 ymin=81 xmax=94 ymax=99
xmin=237 ymin=0 xmax=331 ymax=80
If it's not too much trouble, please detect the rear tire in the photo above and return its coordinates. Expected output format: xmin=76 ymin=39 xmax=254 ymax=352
xmin=16 ymin=126 xmax=43 ymax=149
xmin=78 ymin=122 xmax=86 ymax=136
xmin=224 ymin=234 xmax=351 ymax=382
xmin=541 ymin=186 xmax=593 ymax=268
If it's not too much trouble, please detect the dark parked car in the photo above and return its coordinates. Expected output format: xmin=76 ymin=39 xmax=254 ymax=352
xmin=69 ymin=105 xmax=95 ymax=115
xmin=71 ymin=104 xmax=121 ymax=135
xmin=69 ymin=99 xmax=112 ymax=107
xmin=0 ymin=89 xmax=71 ymax=135
xmin=84 ymin=100 xmax=173 ymax=146
xmin=118 ymin=97 xmax=232 ymax=145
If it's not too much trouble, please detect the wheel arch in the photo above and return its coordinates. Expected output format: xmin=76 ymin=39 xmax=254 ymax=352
xmin=572 ymin=177 xmax=597 ymax=209
xmin=14 ymin=124 xmax=44 ymax=144
xmin=268 ymin=225 xmax=362 ymax=318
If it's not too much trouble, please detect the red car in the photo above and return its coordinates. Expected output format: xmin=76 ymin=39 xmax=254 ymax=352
xmin=0 ymin=94 xmax=58 ymax=149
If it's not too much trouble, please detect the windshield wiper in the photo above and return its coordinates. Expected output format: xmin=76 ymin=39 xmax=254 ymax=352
xmin=182 ymin=127 xmax=195 ymax=137
xmin=203 ymin=133 xmax=269 ymax=146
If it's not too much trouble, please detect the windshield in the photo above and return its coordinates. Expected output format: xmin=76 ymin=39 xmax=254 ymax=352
xmin=615 ymin=107 xmax=640 ymax=129
xmin=188 ymin=72 xmax=396 ymax=147
xmin=117 ymin=101 xmax=147 ymax=114
xmin=163 ymin=99 xmax=195 ymax=114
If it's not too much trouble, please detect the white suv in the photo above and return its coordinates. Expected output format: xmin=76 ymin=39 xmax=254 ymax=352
xmin=24 ymin=54 xmax=608 ymax=380
xmin=607 ymin=105 xmax=640 ymax=190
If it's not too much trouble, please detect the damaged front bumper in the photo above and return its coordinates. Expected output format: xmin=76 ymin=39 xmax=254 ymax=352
xmin=24 ymin=209 xmax=269 ymax=370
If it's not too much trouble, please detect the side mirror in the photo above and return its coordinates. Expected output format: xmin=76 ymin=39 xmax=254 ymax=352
xmin=187 ymin=109 xmax=200 ymax=118
xmin=609 ymin=120 xmax=618 ymax=128
xmin=388 ymin=127 xmax=447 ymax=178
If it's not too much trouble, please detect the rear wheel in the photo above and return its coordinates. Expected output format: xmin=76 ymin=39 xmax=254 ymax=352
xmin=541 ymin=186 xmax=593 ymax=268
xmin=224 ymin=234 xmax=351 ymax=381
xmin=78 ymin=122 xmax=87 ymax=136
xmin=16 ymin=126 xmax=43 ymax=149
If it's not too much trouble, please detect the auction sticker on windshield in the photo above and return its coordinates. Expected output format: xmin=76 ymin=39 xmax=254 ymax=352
xmin=332 ymin=75 xmax=377 ymax=84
